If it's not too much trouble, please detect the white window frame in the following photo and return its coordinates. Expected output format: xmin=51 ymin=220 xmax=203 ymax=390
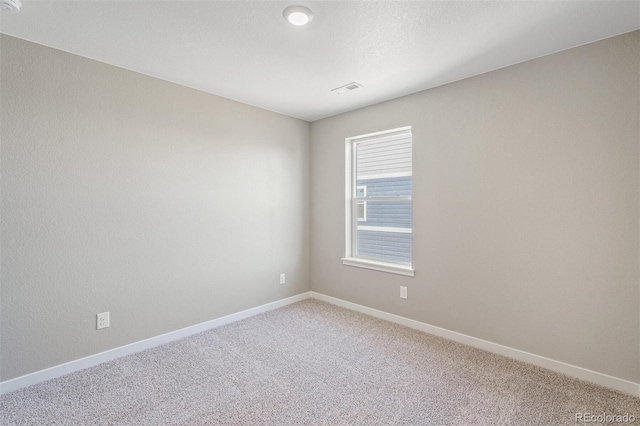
xmin=356 ymin=185 xmax=367 ymax=222
xmin=342 ymin=126 xmax=415 ymax=277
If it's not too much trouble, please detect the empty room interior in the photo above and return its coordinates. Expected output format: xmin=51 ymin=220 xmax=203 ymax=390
xmin=1 ymin=1 xmax=640 ymax=424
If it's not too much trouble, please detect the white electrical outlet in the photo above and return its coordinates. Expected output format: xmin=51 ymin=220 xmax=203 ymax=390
xmin=280 ymin=273 xmax=286 ymax=284
xmin=97 ymin=312 xmax=110 ymax=330
xmin=400 ymin=286 xmax=408 ymax=299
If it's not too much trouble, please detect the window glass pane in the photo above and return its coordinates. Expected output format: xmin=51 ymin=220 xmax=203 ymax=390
xmin=356 ymin=200 xmax=412 ymax=263
xmin=356 ymin=135 xmax=412 ymax=185
xmin=356 ymin=176 xmax=411 ymax=197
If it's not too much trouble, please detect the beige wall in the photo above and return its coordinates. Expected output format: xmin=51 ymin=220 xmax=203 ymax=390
xmin=2 ymin=30 xmax=639 ymax=385
xmin=310 ymin=31 xmax=640 ymax=382
xmin=0 ymin=35 xmax=311 ymax=381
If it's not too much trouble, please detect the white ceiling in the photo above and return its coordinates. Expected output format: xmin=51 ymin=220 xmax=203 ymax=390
xmin=1 ymin=1 xmax=639 ymax=122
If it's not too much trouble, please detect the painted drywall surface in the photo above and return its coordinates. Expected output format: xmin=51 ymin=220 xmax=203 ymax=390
xmin=310 ymin=31 xmax=640 ymax=382
xmin=0 ymin=35 xmax=310 ymax=381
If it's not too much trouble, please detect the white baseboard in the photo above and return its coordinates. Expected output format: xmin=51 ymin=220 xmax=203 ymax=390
xmin=310 ymin=291 xmax=640 ymax=397
xmin=0 ymin=292 xmax=312 ymax=395
xmin=4 ymin=290 xmax=638 ymax=397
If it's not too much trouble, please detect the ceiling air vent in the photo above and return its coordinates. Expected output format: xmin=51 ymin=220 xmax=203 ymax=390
xmin=331 ymin=82 xmax=363 ymax=95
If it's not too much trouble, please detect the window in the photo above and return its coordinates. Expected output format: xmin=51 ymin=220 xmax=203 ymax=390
xmin=343 ymin=126 xmax=414 ymax=276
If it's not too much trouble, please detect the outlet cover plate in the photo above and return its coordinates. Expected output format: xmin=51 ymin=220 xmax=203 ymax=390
xmin=97 ymin=312 xmax=110 ymax=330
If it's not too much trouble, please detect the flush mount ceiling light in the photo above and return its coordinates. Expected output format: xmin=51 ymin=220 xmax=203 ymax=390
xmin=0 ymin=0 xmax=21 ymax=12
xmin=283 ymin=5 xmax=313 ymax=26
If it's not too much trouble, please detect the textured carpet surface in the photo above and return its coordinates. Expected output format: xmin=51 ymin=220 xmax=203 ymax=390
xmin=1 ymin=299 xmax=639 ymax=425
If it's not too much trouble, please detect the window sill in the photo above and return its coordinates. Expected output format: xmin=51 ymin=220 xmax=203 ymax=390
xmin=341 ymin=257 xmax=415 ymax=277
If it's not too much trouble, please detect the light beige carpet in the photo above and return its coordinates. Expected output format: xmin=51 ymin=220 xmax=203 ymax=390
xmin=1 ymin=299 xmax=638 ymax=425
